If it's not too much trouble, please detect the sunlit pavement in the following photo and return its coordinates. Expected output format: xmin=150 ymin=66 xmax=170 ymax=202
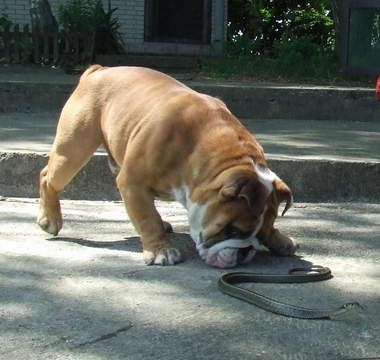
xmin=1 ymin=198 xmax=379 ymax=360
xmin=1 ymin=113 xmax=380 ymax=163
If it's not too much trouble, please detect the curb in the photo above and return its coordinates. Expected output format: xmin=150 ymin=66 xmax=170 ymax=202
xmin=1 ymin=152 xmax=379 ymax=202
xmin=1 ymin=81 xmax=379 ymax=121
xmin=192 ymin=83 xmax=380 ymax=121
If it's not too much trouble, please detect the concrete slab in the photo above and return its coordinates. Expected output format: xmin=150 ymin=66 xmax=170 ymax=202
xmin=0 ymin=198 xmax=379 ymax=360
xmin=1 ymin=112 xmax=380 ymax=163
xmin=0 ymin=112 xmax=58 ymax=154
xmin=241 ymin=119 xmax=380 ymax=163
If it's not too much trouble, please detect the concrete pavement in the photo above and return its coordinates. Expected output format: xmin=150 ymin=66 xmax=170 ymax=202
xmin=0 ymin=197 xmax=379 ymax=360
xmin=1 ymin=112 xmax=380 ymax=162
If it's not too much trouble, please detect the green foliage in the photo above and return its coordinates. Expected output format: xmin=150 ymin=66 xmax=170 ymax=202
xmin=207 ymin=1 xmax=340 ymax=82
xmin=200 ymin=34 xmax=339 ymax=83
xmin=58 ymin=0 xmax=125 ymax=54
xmin=273 ymin=36 xmax=336 ymax=78
xmin=0 ymin=14 xmax=32 ymax=63
xmin=58 ymin=0 xmax=93 ymax=32
xmin=225 ymin=34 xmax=257 ymax=56
xmin=0 ymin=14 xmax=11 ymax=63
xmin=0 ymin=13 xmax=12 ymax=31
xmin=17 ymin=37 xmax=33 ymax=63
xmin=228 ymin=0 xmax=335 ymax=53
xmin=91 ymin=0 xmax=124 ymax=54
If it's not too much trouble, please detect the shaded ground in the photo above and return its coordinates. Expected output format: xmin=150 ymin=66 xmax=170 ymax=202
xmin=0 ymin=198 xmax=379 ymax=360
xmin=0 ymin=65 xmax=78 ymax=84
xmin=1 ymin=112 xmax=380 ymax=163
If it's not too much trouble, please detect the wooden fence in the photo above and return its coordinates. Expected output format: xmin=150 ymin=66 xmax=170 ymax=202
xmin=0 ymin=24 xmax=96 ymax=65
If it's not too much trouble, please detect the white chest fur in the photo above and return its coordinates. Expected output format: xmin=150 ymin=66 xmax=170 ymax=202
xmin=171 ymin=186 xmax=205 ymax=244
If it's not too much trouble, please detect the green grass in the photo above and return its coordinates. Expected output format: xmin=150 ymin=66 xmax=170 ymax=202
xmin=198 ymin=54 xmax=374 ymax=87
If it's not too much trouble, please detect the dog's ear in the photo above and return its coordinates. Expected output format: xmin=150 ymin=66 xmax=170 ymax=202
xmin=220 ymin=176 xmax=268 ymax=217
xmin=274 ymin=178 xmax=293 ymax=216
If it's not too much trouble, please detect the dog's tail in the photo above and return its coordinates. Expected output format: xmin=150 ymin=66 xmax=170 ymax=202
xmin=80 ymin=64 xmax=104 ymax=81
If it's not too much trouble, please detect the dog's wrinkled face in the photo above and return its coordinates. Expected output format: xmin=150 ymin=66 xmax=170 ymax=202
xmin=187 ymin=165 xmax=292 ymax=268
xmin=198 ymin=174 xmax=268 ymax=268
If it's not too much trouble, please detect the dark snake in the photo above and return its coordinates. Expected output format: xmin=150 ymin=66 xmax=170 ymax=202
xmin=218 ymin=266 xmax=360 ymax=319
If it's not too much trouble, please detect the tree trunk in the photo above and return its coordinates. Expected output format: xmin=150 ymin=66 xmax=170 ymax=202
xmin=30 ymin=0 xmax=58 ymax=34
xmin=330 ymin=0 xmax=341 ymax=58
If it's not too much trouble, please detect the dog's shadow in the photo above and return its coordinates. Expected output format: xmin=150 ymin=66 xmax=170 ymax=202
xmin=243 ymin=251 xmax=316 ymax=275
xmin=47 ymin=232 xmax=197 ymax=256
xmin=48 ymin=234 xmax=315 ymax=272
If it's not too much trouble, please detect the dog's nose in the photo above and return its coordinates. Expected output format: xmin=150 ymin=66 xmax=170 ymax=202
xmin=237 ymin=246 xmax=253 ymax=264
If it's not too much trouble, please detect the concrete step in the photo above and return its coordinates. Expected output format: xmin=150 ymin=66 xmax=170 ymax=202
xmin=0 ymin=66 xmax=379 ymax=121
xmin=0 ymin=112 xmax=379 ymax=202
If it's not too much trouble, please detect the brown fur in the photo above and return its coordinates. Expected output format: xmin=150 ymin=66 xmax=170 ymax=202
xmin=37 ymin=66 xmax=296 ymax=265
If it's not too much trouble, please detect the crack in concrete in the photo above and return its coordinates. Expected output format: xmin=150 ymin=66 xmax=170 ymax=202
xmin=71 ymin=324 xmax=134 ymax=349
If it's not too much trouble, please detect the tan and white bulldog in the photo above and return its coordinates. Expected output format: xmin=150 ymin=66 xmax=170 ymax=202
xmin=37 ymin=65 xmax=297 ymax=268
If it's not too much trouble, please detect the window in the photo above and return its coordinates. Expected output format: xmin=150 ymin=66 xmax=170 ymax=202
xmin=145 ymin=0 xmax=212 ymax=44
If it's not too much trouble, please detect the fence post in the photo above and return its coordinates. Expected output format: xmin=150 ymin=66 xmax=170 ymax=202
xmin=13 ymin=24 xmax=20 ymax=63
xmin=43 ymin=31 xmax=49 ymax=63
xmin=23 ymin=24 xmax=31 ymax=63
xmin=74 ymin=33 xmax=79 ymax=64
xmin=32 ymin=27 xmax=40 ymax=63
xmin=3 ymin=24 xmax=11 ymax=63
xmin=64 ymin=31 xmax=70 ymax=53
xmin=81 ymin=29 xmax=94 ymax=63
xmin=88 ymin=28 xmax=96 ymax=62
xmin=52 ymin=24 xmax=59 ymax=65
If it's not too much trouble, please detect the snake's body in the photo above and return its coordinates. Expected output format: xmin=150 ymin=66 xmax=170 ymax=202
xmin=218 ymin=266 xmax=359 ymax=319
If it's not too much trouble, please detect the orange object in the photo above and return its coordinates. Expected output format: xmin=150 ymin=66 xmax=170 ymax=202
xmin=376 ymin=75 xmax=380 ymax=101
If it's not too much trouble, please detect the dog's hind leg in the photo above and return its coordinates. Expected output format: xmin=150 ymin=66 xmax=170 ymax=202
xmin=37 ymin=103 xmax=102 ymax=235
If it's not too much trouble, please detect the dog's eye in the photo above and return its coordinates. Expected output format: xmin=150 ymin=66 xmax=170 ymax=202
xmin=225 ymin=226 xmax=239 ymax=237
xmin=225 ymin=225 xmax=251 ymax=239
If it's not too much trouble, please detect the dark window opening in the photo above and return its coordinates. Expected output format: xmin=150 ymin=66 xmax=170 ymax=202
xmin=341 ymin=0 xmax=380 ymax=75
xmin=145 ymin=0 xmax=212 ymax=44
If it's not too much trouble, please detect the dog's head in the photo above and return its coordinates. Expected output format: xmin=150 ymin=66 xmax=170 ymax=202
xmin=189 ymin=164 xmax=292 ymax=268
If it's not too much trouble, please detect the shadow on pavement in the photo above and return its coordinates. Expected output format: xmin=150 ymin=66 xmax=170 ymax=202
xmin=0 ymin=200 xmax=379 ymax=360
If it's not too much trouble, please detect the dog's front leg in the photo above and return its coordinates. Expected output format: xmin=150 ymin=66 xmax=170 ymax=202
xmin=117 ymin=175 xmax=182 ymax=266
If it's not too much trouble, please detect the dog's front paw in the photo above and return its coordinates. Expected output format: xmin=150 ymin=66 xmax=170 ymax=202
xmin=143 ymin=247 xmax=182 ymax=266
xmin=37 ymin=209 xmax=62 ymax=236
xmin=272 ymin=239 xmax=299 ymax=256
xmin=271 ymin=234 xmax=298 ymax=256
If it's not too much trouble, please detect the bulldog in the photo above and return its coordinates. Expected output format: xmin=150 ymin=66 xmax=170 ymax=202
xmin=37 ymin=65 xmax=297 ymax=268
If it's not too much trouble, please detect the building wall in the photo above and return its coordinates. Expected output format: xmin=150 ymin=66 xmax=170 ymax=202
xmin=1 ymin=0 xmax=29 ymax=25
xmin=1 ymin=0 xmax=226 ymax=55
xmin=114 ymin=0 xmax=145 ymax=45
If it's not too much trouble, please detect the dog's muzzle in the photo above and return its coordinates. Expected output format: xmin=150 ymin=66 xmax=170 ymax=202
xmin=196 ymin=233 xmax=259 ymax=268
